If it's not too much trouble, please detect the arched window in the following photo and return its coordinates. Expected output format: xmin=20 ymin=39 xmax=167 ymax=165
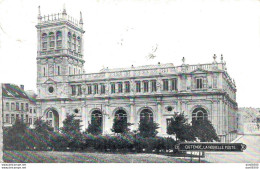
xmin=68 ymin=32 xmax=71 ymax=50
xmin=73 ymin=34 xmax=76 ymax=51
xmin=77 ymin=36 xmax=81 ymax=53
xmin=115 ymin=109 xmax=127 ymax=123
xmin=192 ymin=107 xmax=208 ymax=122
xmin=91 ymin=110 xmax=103 ymax=132
xmin=56 ymin=31 xmax=62 ymax=48
xmin=140 ymin=109 xmax=153 ymax=122
xmin=49 ymin=32 xmax=55 ymax=48
xmin=42 ymin=33 xmax=47 ymax=50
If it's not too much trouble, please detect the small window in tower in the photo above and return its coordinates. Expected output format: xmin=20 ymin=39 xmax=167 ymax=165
xmin=77 ymin=36 xmax=81 ymax=53
xmin=42 ymin=33 xmax=47 ymax=50
xmin=68 ymin=32 xmax=71 ymax=50
xmin=57 ymin=66 xmax=60 ymax=75
xmin=73 ymin=34 xmax=76 ymax=51
xmin=49 ymin=32 xmax=55 ymax=49
xmin=43 ymin=67 xmax=46 ymax=76
xmin=56 ymin=31 xmax=62 ymax=49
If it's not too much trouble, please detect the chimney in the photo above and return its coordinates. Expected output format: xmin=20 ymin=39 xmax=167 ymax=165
xmin=20 ymin=85 xmax=24 ymax=90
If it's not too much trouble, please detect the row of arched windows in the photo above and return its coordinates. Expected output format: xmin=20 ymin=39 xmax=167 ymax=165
xmin=41 ymin=31 xmax=81 ymax=53
xmin=91 ymin=108 xmax=154 ymax=132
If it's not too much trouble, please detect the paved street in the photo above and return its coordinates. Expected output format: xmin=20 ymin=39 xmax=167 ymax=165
xmin=205 ymin=135 xmax=260 ymax=163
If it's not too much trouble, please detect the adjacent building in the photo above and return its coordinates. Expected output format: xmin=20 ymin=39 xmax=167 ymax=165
xmin=2 ymin=84 xmax=37 ymax=128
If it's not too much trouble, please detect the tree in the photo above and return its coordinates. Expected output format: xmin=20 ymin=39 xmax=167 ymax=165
xmin=33 ymin=118 xmax=54 ymax=150
xmin=4 ymin=119 xmax=28 ymax=150
xmin=138 ymin=116 xmax=159 ymax=138
xmin=192 ymin=119 xmax=220 ymax=142
xmin=86 ymin=119 xmax=102 ymax=135
xmin=60 ymin=114 xmax=84 ymax=150
xmin=111 ymin=118 xmax=132 ymax=134
xmin=167 ymin=112 xmax=196 ymax=142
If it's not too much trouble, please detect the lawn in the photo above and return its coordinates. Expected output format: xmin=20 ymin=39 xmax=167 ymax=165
xmin=3 ymin=151 xmax=205 ymax=163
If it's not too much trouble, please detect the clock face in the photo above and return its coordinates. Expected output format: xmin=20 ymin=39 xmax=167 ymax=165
xmin=48 ymin=86 xmax=54 ymax=93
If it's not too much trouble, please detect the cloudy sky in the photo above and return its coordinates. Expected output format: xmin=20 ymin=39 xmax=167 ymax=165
xmin=0 ymin=0 xmax=260 ymax=108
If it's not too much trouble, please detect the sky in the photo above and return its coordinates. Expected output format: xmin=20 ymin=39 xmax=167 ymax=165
xmin=0 ymin=0 xmax=260 ymax=108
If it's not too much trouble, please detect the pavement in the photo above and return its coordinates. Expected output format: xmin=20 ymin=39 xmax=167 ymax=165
xmin=204 ymin=135 xmax=260 ymax=163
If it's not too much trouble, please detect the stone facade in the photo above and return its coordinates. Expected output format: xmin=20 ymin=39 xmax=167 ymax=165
xmin=36 ymin=7 xmax=238 ymax=142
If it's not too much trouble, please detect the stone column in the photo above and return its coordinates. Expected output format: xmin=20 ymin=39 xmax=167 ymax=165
xmin=157 ymin=100 xmax=163 ymax=134
xmin=81 ymin=103 xmax=88 ymax=131
xmin=130 ymin=102 xmax=136 ymax=131
xmin=104 ymin=103 xmax=111 ymax=134
xmin=60 ymin=105 xmax=66 ymax=128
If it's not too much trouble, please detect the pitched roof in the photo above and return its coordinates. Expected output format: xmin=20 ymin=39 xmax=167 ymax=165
xmin=2 ymin=84 xmax=37 ymax=103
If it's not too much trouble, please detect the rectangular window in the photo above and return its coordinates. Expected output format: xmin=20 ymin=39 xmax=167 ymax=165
xmin=21 ymin=115 xmax=24 ymax=122
xmin=49 ymin=120 xmax=53 ymax=127
xmin=26 ymin=115 xmax=28 ymax=123
xmin=71 ymin=85 xmax=76 ymax=95
xmin=111 ymin=83 xmax=115 ymax=94
xmin=196 ymin=78 xmax=203 ymax=89
xmin=143 ymin=81 xmax=149 ymax=93
xmin=11 ymin=103 xmax=15 ymax=111
xmin=78 ymin=85 xmax=82 ymax=95
xmin=16 ymin=102 xmax=19 ymax=111
xmin=25 ymin=103 xmax=29 ymax=111
xmin=5 ymin=114 xmax=10 ymax=123
xmin=125 ymin=81 xmax=130 ymax=93
xmin=42 ymin=42 xmax=47 ymax=50
xmin=11 ymin=114 xmax=15 ymax=124
xmin=171 ymin=78 xmax=178 ymax=91
xmin=136 ymin=81 xmax=141 ymax=93
xmin=16 ymin=114 xmax=19 ymax=120
xmin=118 ymin=83 xmax=123 ymax=93
xmin=87 ymin=85 xmax=92 ymax=94
xmin=34 ymin=109 xmax=36 ymax=114
xmin=56 ymin=41 xmax=62 ymax=48
xmin=33 ymin=117 xmax=37 ymax=124
xmin=94 ymin=84 xmax=98 ymax=94
xmin=163 ymin=79 xmax=169 ymax=91
xmin=57 ymin=66 xmax=61 ymax=75
xmin=50 ymin=41 xmax=55 ymax=48
xmin=30 ymin=108 xmax=32 ymax=113
xmin=21 ymin=103 xmax=24 ymax=111
xmin=29 ymin=118 xmax=32 ymax=125
xmin=5 ymin=103 xmax=9 ymax=111
xmin=101 ymin=84 xmax=106 ymax=94
xmin=151 ymin=80 xmax=157 ymax=92
xmin=166 ymin=118 xmax=171 ymax=127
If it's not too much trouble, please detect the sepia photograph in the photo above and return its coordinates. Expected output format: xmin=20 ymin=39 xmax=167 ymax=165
xmin=0 ymin=0 xmax=259 ymax=168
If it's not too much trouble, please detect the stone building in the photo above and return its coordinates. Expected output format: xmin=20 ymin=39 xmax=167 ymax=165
xmin=2 ymin=84 xmax=37 ymax=128
xmin=36 ymin=7 xmax=238 ymax=142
